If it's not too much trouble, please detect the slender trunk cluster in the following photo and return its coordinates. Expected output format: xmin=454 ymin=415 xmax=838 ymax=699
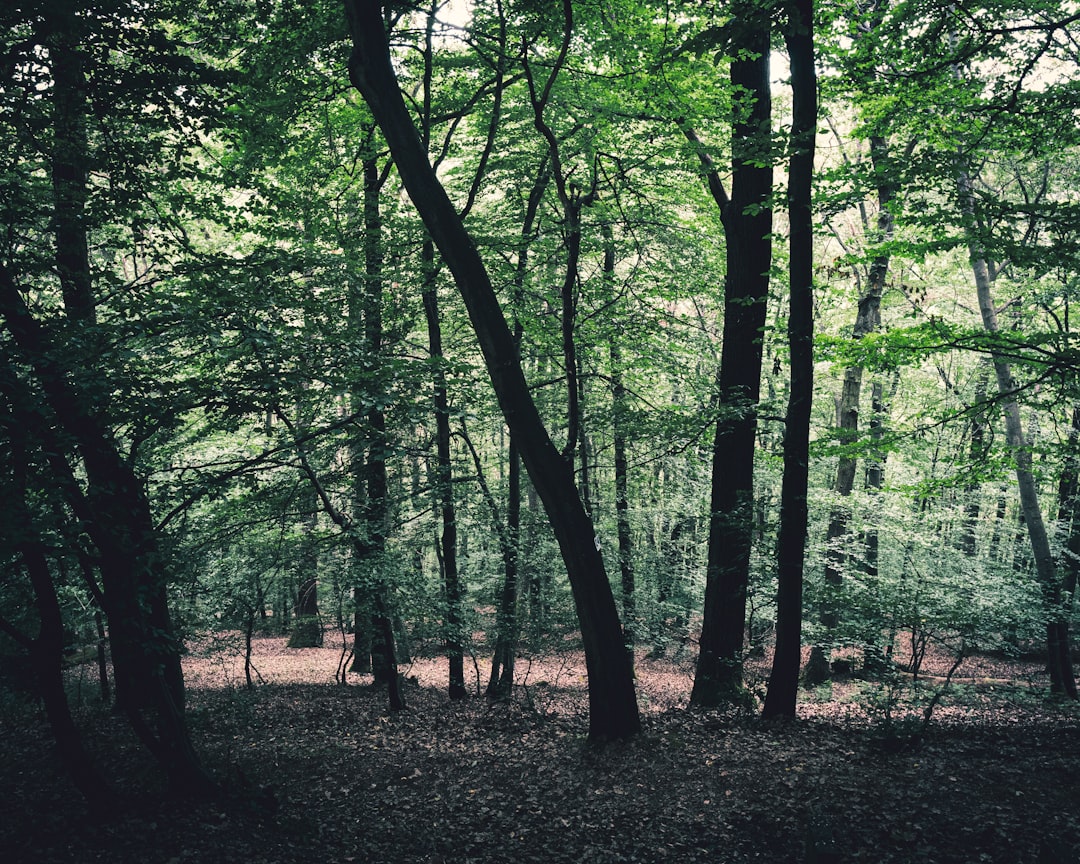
xmin=0 ymin=5 xmax=211 ymax=797
xmin=346 ymin=0 xmax=639 ymax=739
xmin=957 ymin=165 xmax=1077 ymax=699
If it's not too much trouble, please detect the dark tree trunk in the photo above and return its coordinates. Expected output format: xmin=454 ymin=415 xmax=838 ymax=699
xmin=422 ymin=239 xmax=467 ymax=700
xmin=352 ymin=596 xmax=373 ymax=675
xmin=289 ymin=494 xmax=323 ymax=648
xmin=764 ymin=0 xmax=815 ymax=719
xmin=94 ymin=608 xmax=110 ymax=702
xmin=487 ymin=436 xmax=521 ymax=699
xmin=354 ymin=153 xmax=402 ymax=708
xmin=489 ymin=160 xmax=547 ymax=699
xmin=6 ymin=423 xmax=115 ymax=809
xmin=345 ymin=0 xmax=639 ymax=739
xmin=1052 ymin=406 xmax=1080 ymax=696
xmin=0 ymin=11 xmax=211 ymax=789
xmin=0 ymin=279 xmax=212 ymax=794
xmin=691 ymin=5 xmax=774 ymax=706
xmin=46 ymin=4 xmax=95 ymax=325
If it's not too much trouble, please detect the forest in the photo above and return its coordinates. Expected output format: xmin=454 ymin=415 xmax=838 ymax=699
xmin=2 ymin=0 xmax=1080 ymax=861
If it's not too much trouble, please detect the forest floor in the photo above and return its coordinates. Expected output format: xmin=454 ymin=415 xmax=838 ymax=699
xmin=3 ymin=632 xmax=1080 ymax=863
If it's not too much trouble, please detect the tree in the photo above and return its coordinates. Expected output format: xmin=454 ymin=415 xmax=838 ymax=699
xmin=0 ymin=0 xmax=216 ymax=795
xmin=688 ymin=1 xmax=776 ymax=706
xmin=764 ymin=0 xmax=816 ymax=719
xmin=806 ymin=0 xmax=898 ymax=685
xmin=344 ymin=0 xmax=640 ymax=740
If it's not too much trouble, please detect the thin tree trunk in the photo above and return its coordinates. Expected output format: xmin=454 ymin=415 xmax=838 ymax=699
xmin=605 ymin=225 xmax=636 ymax=667
xmin=422 ymin=239 xmax=467 ymax=700
xmin=958 ymin=165 xmax=1076 ymax=698
xmin=360 ymin=153 xmax=402 ymax=707
xmin=959 ymin=363 xmax=991 ymax=557
xmin=764 ymin=0 xmax=815 ymax=719
xmin=488 ymin=162 xmax=547 ymax=699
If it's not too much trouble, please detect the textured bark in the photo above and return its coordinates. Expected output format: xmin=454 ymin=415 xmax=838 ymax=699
xmin=346 ymin=0 xmax=639 ymax=739
xmin=764 ymin=0 xmax=815 ymax=719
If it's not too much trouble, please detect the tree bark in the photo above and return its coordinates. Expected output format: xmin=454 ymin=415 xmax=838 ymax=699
xmin=345 ymin=0 xmax=639 ymax=739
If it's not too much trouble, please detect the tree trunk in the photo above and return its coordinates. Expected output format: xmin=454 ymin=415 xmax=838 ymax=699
xmin=1054 ymin=408 xmax=1080 ymax=669
xmin=764 ymin=0 xmax=815 ymax=720
xmin=0 ymin=10 xmax=211 ymax=788
xmin=289 ymin=491 xmax=323 ymax=648
xmin=422 ymin=239 xmax=467 ymax=700
xmin=345 ymin=0 xmax=639 ymax=740
xmin=808 ymin=138 xmax=895 ymax=685
xmin=488 ymin=162 xmax=547 ymax=700
xmin=358 ymin=153 xmax=402 ymax=708
xmin=959 ymin=165 xmax=1076 ymax=698
xmin=606 ymin=227 xmax=636 ymax=667
xmin=6 ymin=423 xmax=116 ymax=809
xmin=691 ymin=5 xmax=774 ymax=706
xmin=959 ymin=363 xmax=991 ymax=557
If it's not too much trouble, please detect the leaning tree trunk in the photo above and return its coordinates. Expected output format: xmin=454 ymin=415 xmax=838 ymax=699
xmin=764 ymin=0 xmax=815 ymax=719
xmin=1 ymin=8 xmax=211 ymax=792
xmin=958 ymin=166 xmax=1077 ymax=699
xmin=345 ymin=0 xmax=639 ymax=740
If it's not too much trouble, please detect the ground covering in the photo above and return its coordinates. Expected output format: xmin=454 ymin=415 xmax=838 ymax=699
xmin=2 ymin=635 xmax=1079 ymax=863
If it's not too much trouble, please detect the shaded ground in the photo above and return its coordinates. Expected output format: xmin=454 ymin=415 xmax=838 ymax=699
xmin=2 ymin=634 xmax=1079 ymax=863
